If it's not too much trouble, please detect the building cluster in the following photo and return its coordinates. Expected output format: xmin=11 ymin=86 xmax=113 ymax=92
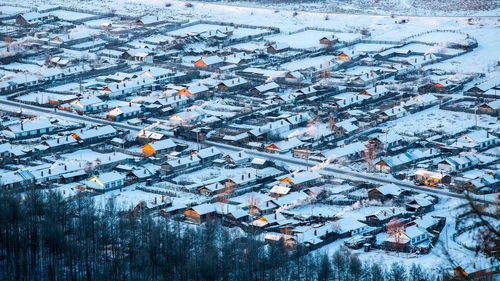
xmin=0 ymin=5 xmax=498 ymax=257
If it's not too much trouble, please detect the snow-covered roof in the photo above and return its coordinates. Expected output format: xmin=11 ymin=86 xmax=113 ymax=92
xmin=226 ymin=150 xmax=250 ymax=162
xmin=483 ymin=99 xmax=500 ymax=110
xmin=270 ymin=185 xmax=291 ymax=195
xmin=197 ymin=55 xmax=223 ymax=65
xmin=372 ymin=183 xmax=404 ymax=196
xmin=275 ymin=191 xmax=309 ymax=206
xmin=280 ymin=170 xmax=321 ymax=186
xmin=7 ymin=117 xmax=53 ymax=134
xmin=251 ymin=157 xmax=267 ymax=165
xmin=332 ymin=217 xmax=368 ymax=234
xmin=197 ymin=146 xmax=222 ymax=159
xmin=190 ymin=203 xmax=216 ymax=215
xmin=403 ymin=225 xmax=427 ymax=239
xmin=458 ymin=130 xmax=498 ymax=145
xmin=108 ymin=104 xmax=142 ymax=117
xmin=254 ymin=82 xmax=279 ymax=93
xmin=268 ymin=137 xmax=304 ymax=152
xmin=77 ymin=125 xmax=117 ymax=140
xmin=219 ymin=77 xmax=248 ymax=87
xmin=148 ymin=139 xmax=176 ymax=151
xmin=167 ymin=155 xmax=200 ymax=167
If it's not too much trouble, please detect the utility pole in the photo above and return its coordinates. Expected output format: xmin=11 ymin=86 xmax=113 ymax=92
xmin=196 ymin=130 xmax=200 ymax=150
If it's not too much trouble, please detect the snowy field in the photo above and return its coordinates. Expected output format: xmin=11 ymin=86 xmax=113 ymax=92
xmin=48 ymin=9 xmax=98 ymax=22
xmin=190 ymin=0 xmax=500 ymax=17
xmin=381 ymin=106 xmax=499 ymax=137
xmin=411 ymin=31 xmax=469 ymax=44
xmin=264 ymin=30 xmax=362 ymax=50
xmin=4 ymin=0 xmax=495 ymax=74
xmin=0 ymin=5 xmax=30 ymax=16
xmin=265 ymin=30 xmax=333 ymax=50
xmin=338 ymin=43 xmax=396 ymax=54
xmin=166 ymin=23 xmax=269 ymax=39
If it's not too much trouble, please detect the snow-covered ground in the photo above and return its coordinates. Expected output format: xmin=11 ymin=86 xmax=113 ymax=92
xmin=187 ymin=0 xmax=500 ymax=17
xmin=381 ymin=106 xmax=499 ymax=137
xmin=7 ymin=0 xmax=497 ymax=73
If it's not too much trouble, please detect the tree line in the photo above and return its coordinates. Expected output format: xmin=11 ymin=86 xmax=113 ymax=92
xmin=0 ymin=190 xmax=449 ymax=281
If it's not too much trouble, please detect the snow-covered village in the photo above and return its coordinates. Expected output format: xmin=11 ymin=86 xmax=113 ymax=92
xmin=0 ymin=0 xmax=498 ymax=280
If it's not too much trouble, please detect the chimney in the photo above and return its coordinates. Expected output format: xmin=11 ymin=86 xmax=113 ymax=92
xmin=190 ymin=155 xmax=193 ymax=160
xmin=129 ymin=102 xmax=131 ymax=107
xmin=64 ymin=165 xmax=67 ymax=171
xmin=57 ymin=138 xmax=60 ymax=144
xmin=392 ymin=208 xmax=395 ymax=214
xmin=266 ymin=201 xmax=269 ymax=207
xmin=66 ymin=136 xmax=68 ymax=141
xmin=239 ymin=152 xmax=242 ymax=157
xmin=274 ymin=213 xmax=277 ymax=219
xmin=241 ymin=174 xmax=244 ymax=180
xmin=21 ymin=122 xmax=24 ymax=131
xmin=177 ymin=159 xmax=180 ymax=164
xmin=154 ymin=197 xmax=157 ymax=205
xmin=248 ymin=172 xmax=251 ymax=178
xmin=314 ymin=229 xmax=317 ymax=236
xmin=144 ymin=169 xmax=147 ymax=174
xmin=48 ymin=169 xmax=51 ymax=175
